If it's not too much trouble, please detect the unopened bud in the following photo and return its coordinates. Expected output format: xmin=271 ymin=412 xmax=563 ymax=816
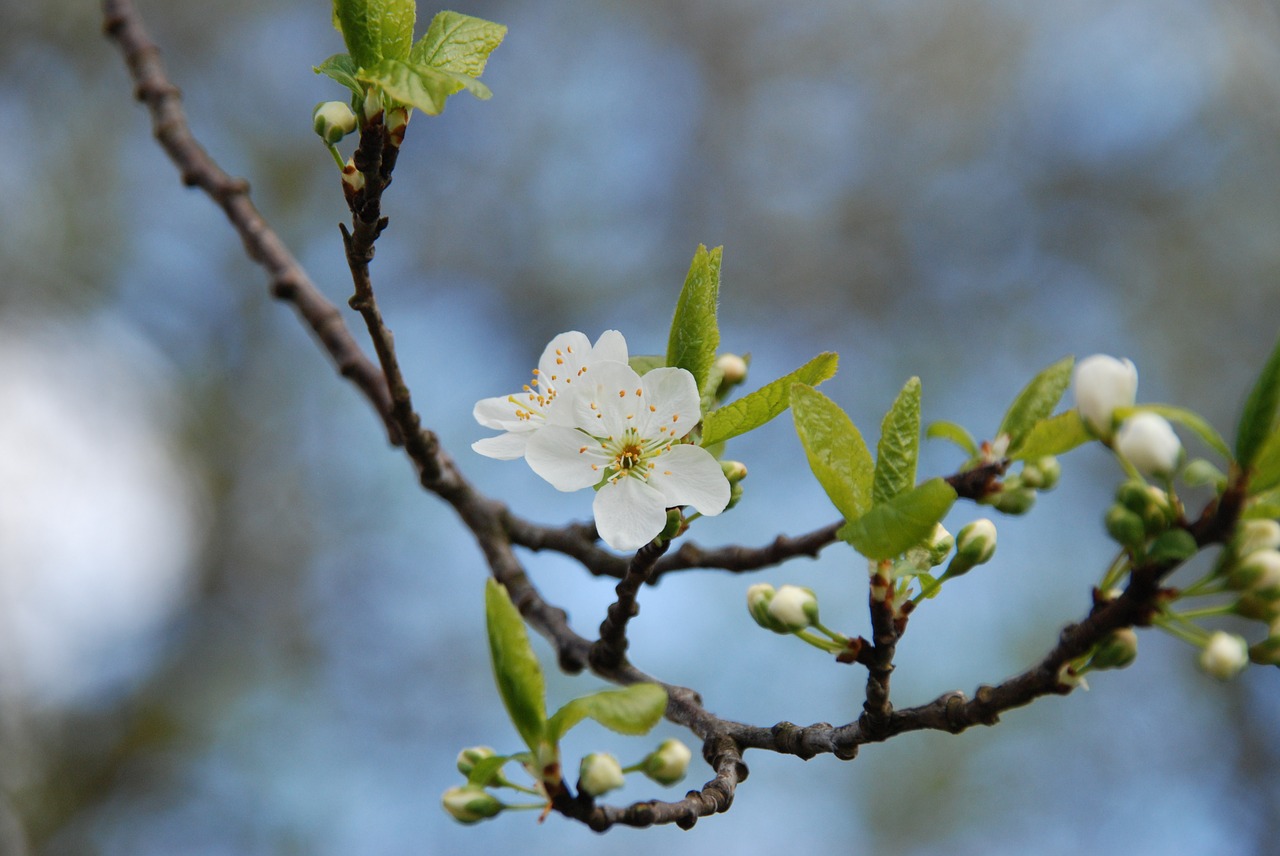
xmin=1105 ymin=505 xmax=1147 ymax=551
xmin=312 ymin=100 xmax=357 ymax=144
xmin=947 ymin=519 xmax=996 ymax=577
xmin=1056 ymin=662 xmax=1088 ymax=691
xmin=1073 ymin=354 xmax=1137 ymax=437
xmin=715 ymin=353 xmax=748 ymax=385
xmin=990 ymin=486 xmax=1035 ymax=515
xmin=746 ymin=583 xmax=780 ymax=631
xmin=1199 ymin=631 xmax=1249 ymax=680
xmin=767 ymin=584 xmax=819 ymax=632
xmin=1236 ymin=520 xmax=1280 ymax=559
xmin=923 ymin=523 xmax=955 ymax=566
xmin=1182 ymin=458 xmax=1227 ymax=489
xmin=441 ymin=786 xmax=503 ymax=824
xmin=720 ymin=460 xmax=748 ymax=483
xmin=1228 ymin=548 xmax=1280 ymax=592
xmin=578 ymin=753 xmax=625 ymax=797
xmin=341 ymin=157 xmax=365 ymax=192
xmin=642 ymin=738 xmax=692 ymax=786
xmin=1115 ymin=413 xmax=1182 ymax=478
xmin=1249 ymin=631 xmax=1280 ymax=667
xmin=1020 ymin=456 xmax=1061 ymax=490
xmin=1089 ymin=628 xmax=1138 ymax=670
xmin=456 ymin=746 xmax=496 ymax=776
xmin=362 ymin=86 xmax=384 ymax=122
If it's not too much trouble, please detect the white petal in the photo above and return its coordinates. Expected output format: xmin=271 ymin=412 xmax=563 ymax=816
xmin=637 ymin=367 xmax=701 ymax=439
xmin=569 ymin=360 xmax=644 ymax=437
xmin=473 ymin=393 xmax=538 ymax=431
xmin=646 ymin=444 xmax=730 ymax=515
xmin=471 ymin=432 xmax=530 ymax=460
xmin=593 ymin=476 xmax=668 ymax=551
xmin=538 ymin=331 xmax=594 ymax=391
xmin=592 ymin=329 xmax=629 ymax=364
xmin=525 ymin=426 xmax=609 ymax=491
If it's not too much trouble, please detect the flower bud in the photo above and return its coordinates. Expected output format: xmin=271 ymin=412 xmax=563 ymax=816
xmin=720 ymin=460 xmax=748 ymax=483
xmin=341 ymin=157 xmax=365 ymax=192
xmin=1249 ymin=631 xmax=1280 ymax=667
xmin=1074 ymin=354 xmax=1137 ymax=437
xmin=1182 ymin=458 xmax=1226 ymax=489
xmin=1236 ymin=520 xmax=1280 ymax=558
xmin=1055 ymin=663 xmax=1088 ymax=691
xmin=387 ymin=105 xmax=411 ymax=146
xmin=1089 ymin=628 xmax=1138 ymax=670
xmin=1114 ymin=413 xmax=1182 ymax=478
xmin=456 ymin=746 xmax=496 ymax=776
xmin=441 ymin=786 xmax=503 ymax=824
xmin=767 ymin=584 xmax=819 ymax=632
xmin=1105 ymin=505 xmax=1147 ymax=551
xmin=312 ymin=100 xmax=358 ymax=145
xmin=947 ymin=519 xmax=996 ymax=577
xmin=578 ymin=753 xmax=625 ymax=797
xmin=746 ymin=583 xmax=780 ymax=631
xmin=1199 ymin=631 xmax=1249 ymax=680
xmin=989 ymin=486 xmax=1035 ymax=515
xmin=642 ymin=738 xmax=692 ymax=786
xmin=362 ymin=86 xmax=384 ymax=122
xmin=1228 ymin=548 xmax=1280 ymax=592
xmin=1020 ymin=456 xmax=1061 ymax=491
xmin=715 ymin=353 xmax=749 ymax=385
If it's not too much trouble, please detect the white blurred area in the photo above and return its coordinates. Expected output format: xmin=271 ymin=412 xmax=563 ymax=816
xmin=0 ymin=316 xmax=203 ymax=709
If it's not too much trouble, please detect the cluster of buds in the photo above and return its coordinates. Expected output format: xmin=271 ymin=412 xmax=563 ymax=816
xmin=980 ymin=452 xmax=1059 ymax=517
xmin=1226 ymin=521 xmax=1280 ymax=624
xmin=1105 ymin=481 xmax=1176 ymax=554
xmin=1074 ymin=354 xmax=1183 ymax=478
xmin=721 ymin=459 xmax=749 ymax=510
xmin=579 ymin=738 xmax=694 ymax=798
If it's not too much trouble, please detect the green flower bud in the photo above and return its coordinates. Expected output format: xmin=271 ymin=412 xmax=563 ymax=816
xmin=441 ymin=786 xmax=504 ymax=824
xmin=1236 ymin=520 xmax=1280 ymax=559
xmin=746 ymin=583 xmax=781 ymax=631
xmin=1089 ymin=628 xmax=1138 ymax=670
xmin=1182 ymin=458 xmax=1227 ymax=489
xmin=456 ymin=746 xmax=496 ymax=776
xmin=1235 ymin=590 xmax=1280 ymax=623
xmin=658 ymin=508 xmax=684 ymax=541
xmin=312 ymin=100 xmax=358 ymax=144
xmin=1249 ymin=632 xmax=1280 ymax=667
xmin=1199 ymin=631 xmax=1249 ymax=680
xmin=1020 ymin=456 xmax=1061 ymax=491
xmin=642 ymin=738 xmax=692 ymax=786
xmin=725 ymin=480 xmax=746 ymax=510
xmin=767 ymin=584 xmax=819 ymax=632
xmin=720 ymin=460 xmax=748 ymax=483
xmin=1105 ymin=505 xmax=1147 ymax=551
xmin=1228 ymin=548 xmax=1280 ymax=592
xmin=715 ymin=353 xmax=748 ymax=385
xmin=946 ymin=518 xmax=996 ymax=577
xmin=990 ymin=486 xmax=1035 ymax=515
xmin=924 ymin=523 xmax=955 ymax=566
xmin=578 ymin=753 xmax=625 ymax=797
xmin=1116 ymin=480 xmax=1152 ymax=514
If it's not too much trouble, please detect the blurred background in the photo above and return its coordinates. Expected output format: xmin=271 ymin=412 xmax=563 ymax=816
xmin=2 ymin=0 xmax=1280 ymax=853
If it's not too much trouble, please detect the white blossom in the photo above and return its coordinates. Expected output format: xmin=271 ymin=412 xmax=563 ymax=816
xmin=1074 ymin=354 xmax=1138 ymax=436
xmin=472 ymin=330 xmax=628 ymax=460
xmin=1199 ymin=631 xmax=1249 ymax=680
xmin=767 ymin=584 xmax=818 ymax=632
xmin=1114 ymin=413 xmax=1182 ymax=477
xmin=524 ymin=361 xmax=729 ymax=551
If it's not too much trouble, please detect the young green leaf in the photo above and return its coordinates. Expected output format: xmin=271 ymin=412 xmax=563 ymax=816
xmin=837 ymin=478 xmax=957 ymax=560
xmin=700 ymin=352 xmax=839 ymax=448
xmin=1010 ymin=410 xmax=1090 ymax=461
xmin=545 ymin=683 xmax=668 ymax=744
xmin=873 ymin=377 xmax=921 ymax=505
xmin=1236 ymin=333 xmax=1280 ymax=468
xmin=412 ymin=11 xmax=508 ymax=78
xmin=466 ymin=755 xmax=514 ymax=788
xmin=999 ymin=355 xmax=1074 ymax=454
xmin=1249 ymin=429 xmax=1280 ymax=493
xmin=666 ymin=245 xmax=722 ymax=400
xmin=484 ymin=579 xmax=547 ymax=752
xmin=925 ymin=420 xmax=980 ymax=458
xmin=314 ymin=53 xmax=363 ymax=96
xmin=334 ymin=0 xmax=415 ymax=68
xmin=1114 ymin=404 xmax=1231 ymax=461
xmin=628 ymin=354 xmax=667 ymax=376
xmin=359 ymin=59 xmax=490 ymax=116
xmin=790 ymin=383 xmax=874 ymax=523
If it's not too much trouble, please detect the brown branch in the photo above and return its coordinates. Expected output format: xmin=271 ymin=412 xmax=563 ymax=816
xmin=590 ymin=540 xmax=672 ymax=672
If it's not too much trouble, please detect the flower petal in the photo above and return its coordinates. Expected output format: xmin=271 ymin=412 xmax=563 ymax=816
xmin=637 ymin=367 xmax=701 ymax=439
xmin=471 ymin=432 xmax=530 ymax=460
xmin=473 ymin=393 xmax=538 ymax=431
xmin=646 ymin=444 xmax=730 ymax=516
xmin=592 ymin=329 xmax=629 ymax=364
xmin=569 ymin=360 xmax=644 ymax=438
xmin=593 ymin=476 xmax=668 ymax=551
xmin=526 ymin=426 xmax=609 ymax=491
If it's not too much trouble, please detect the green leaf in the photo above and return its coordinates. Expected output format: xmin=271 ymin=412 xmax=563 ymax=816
xmin=1114 ymin=404 xmax=1232 ymax=461
xmin=1236 ymin=333 xmax=1280 ymax=468
xmin=1010 ymin=410 xmax=1091 ymax=461
xmin=790 ymin=383 xmax=875 ymax=523
xmin=466 ymin=755 xmax=513 ymax=788
xmin=700 ymin=352 xmax=839 ymax=448
xmin=666 ymin=245 xmax=722 ymax=400
xmin=925 ymin=420 xmax=979 ymax=458
xmin=359 ymin=59 xmax=491 ymax=116
xmin=334 ymin=0 xmax=415 ymax=67
xmin=484 ymin=579 xmax=547 ymax=752
xmin=873 ymin=377 xmax=922 ymax=505
xmin=411 ymin=11 xmax=507 ymax=78
xmin=628 ymin=354 xmax=667 ymax=376
xmin=545 ymin=683 xmax=668 ymax=744
xmin=1146 ymin=529 xmax=1198 ymax=565
xmin=314 ymin=53 xmax=363 ymax=96
xmin=838 ymin=478 xmax=957 ymax=560
xmin=1249 ymin=429 xmax=1280 ymax=493
xmin=999 ymin=355 xmax=1074 ymax=454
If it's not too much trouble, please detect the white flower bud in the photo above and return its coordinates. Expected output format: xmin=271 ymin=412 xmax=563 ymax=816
xmin=578 ymin=752 xmax=625 ymax=797
xmin=767 ymin=584 xmax=819 ymax=632
xmin=643 ymin=738 xmax=693 ymax=786
xmin=924 ymin=523 xmax=955 ymax=566
xmin=746 ymin=583 xmax=778 ymax=630
xmin=341 ymin=158 xmax=365 ymax=192
xmin=1089 ymin=628 xmax=1138 ymax=670
xmin=312 ymin=100 xmax=358 ymax=145
xmin=948 ymin=518 xmax=997 ymax=577
xmin=441 ymin=786 xmax=503 ymax=824
xmin=455 ymin=746 xmax=496 ymax=776
xmin=720 ymin=460 xmax=748 ymax=483
xmin=1074 ymin=354 xmax=1138 ymax=436
xmin=715 ymin=353 xmax=748 ymax=384
xmin=1199 ymin=631 xmax=1249 ymax=680
xmin=1229 ymin=548 xmax=1280 ymax=592
xmin=362 ymin=87 xmax=385 ymax=122
xmin=1114 ymin=413 xmax=1182 ymax=477
xmin=1237 ymin=520 xmax=1280 ymax=558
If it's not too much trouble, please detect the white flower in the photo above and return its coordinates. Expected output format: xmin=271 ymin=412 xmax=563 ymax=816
xmin=472 ymin=330 xmax=628 ymax=460
xmin=578 ymin=752 xmax=625 ymax=797
xmin=1199 ymin=631 xmax=1249 ymax=680
xmin=1074 ymin=354 xmax=1138 ymax=436
xmin=525 ymin=361 xmax=730 ymax=551
xmin=767 ymin=584 xmax=819 ymax=632
xmin=1114 ymin=413 xmax=1182 ymax=477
